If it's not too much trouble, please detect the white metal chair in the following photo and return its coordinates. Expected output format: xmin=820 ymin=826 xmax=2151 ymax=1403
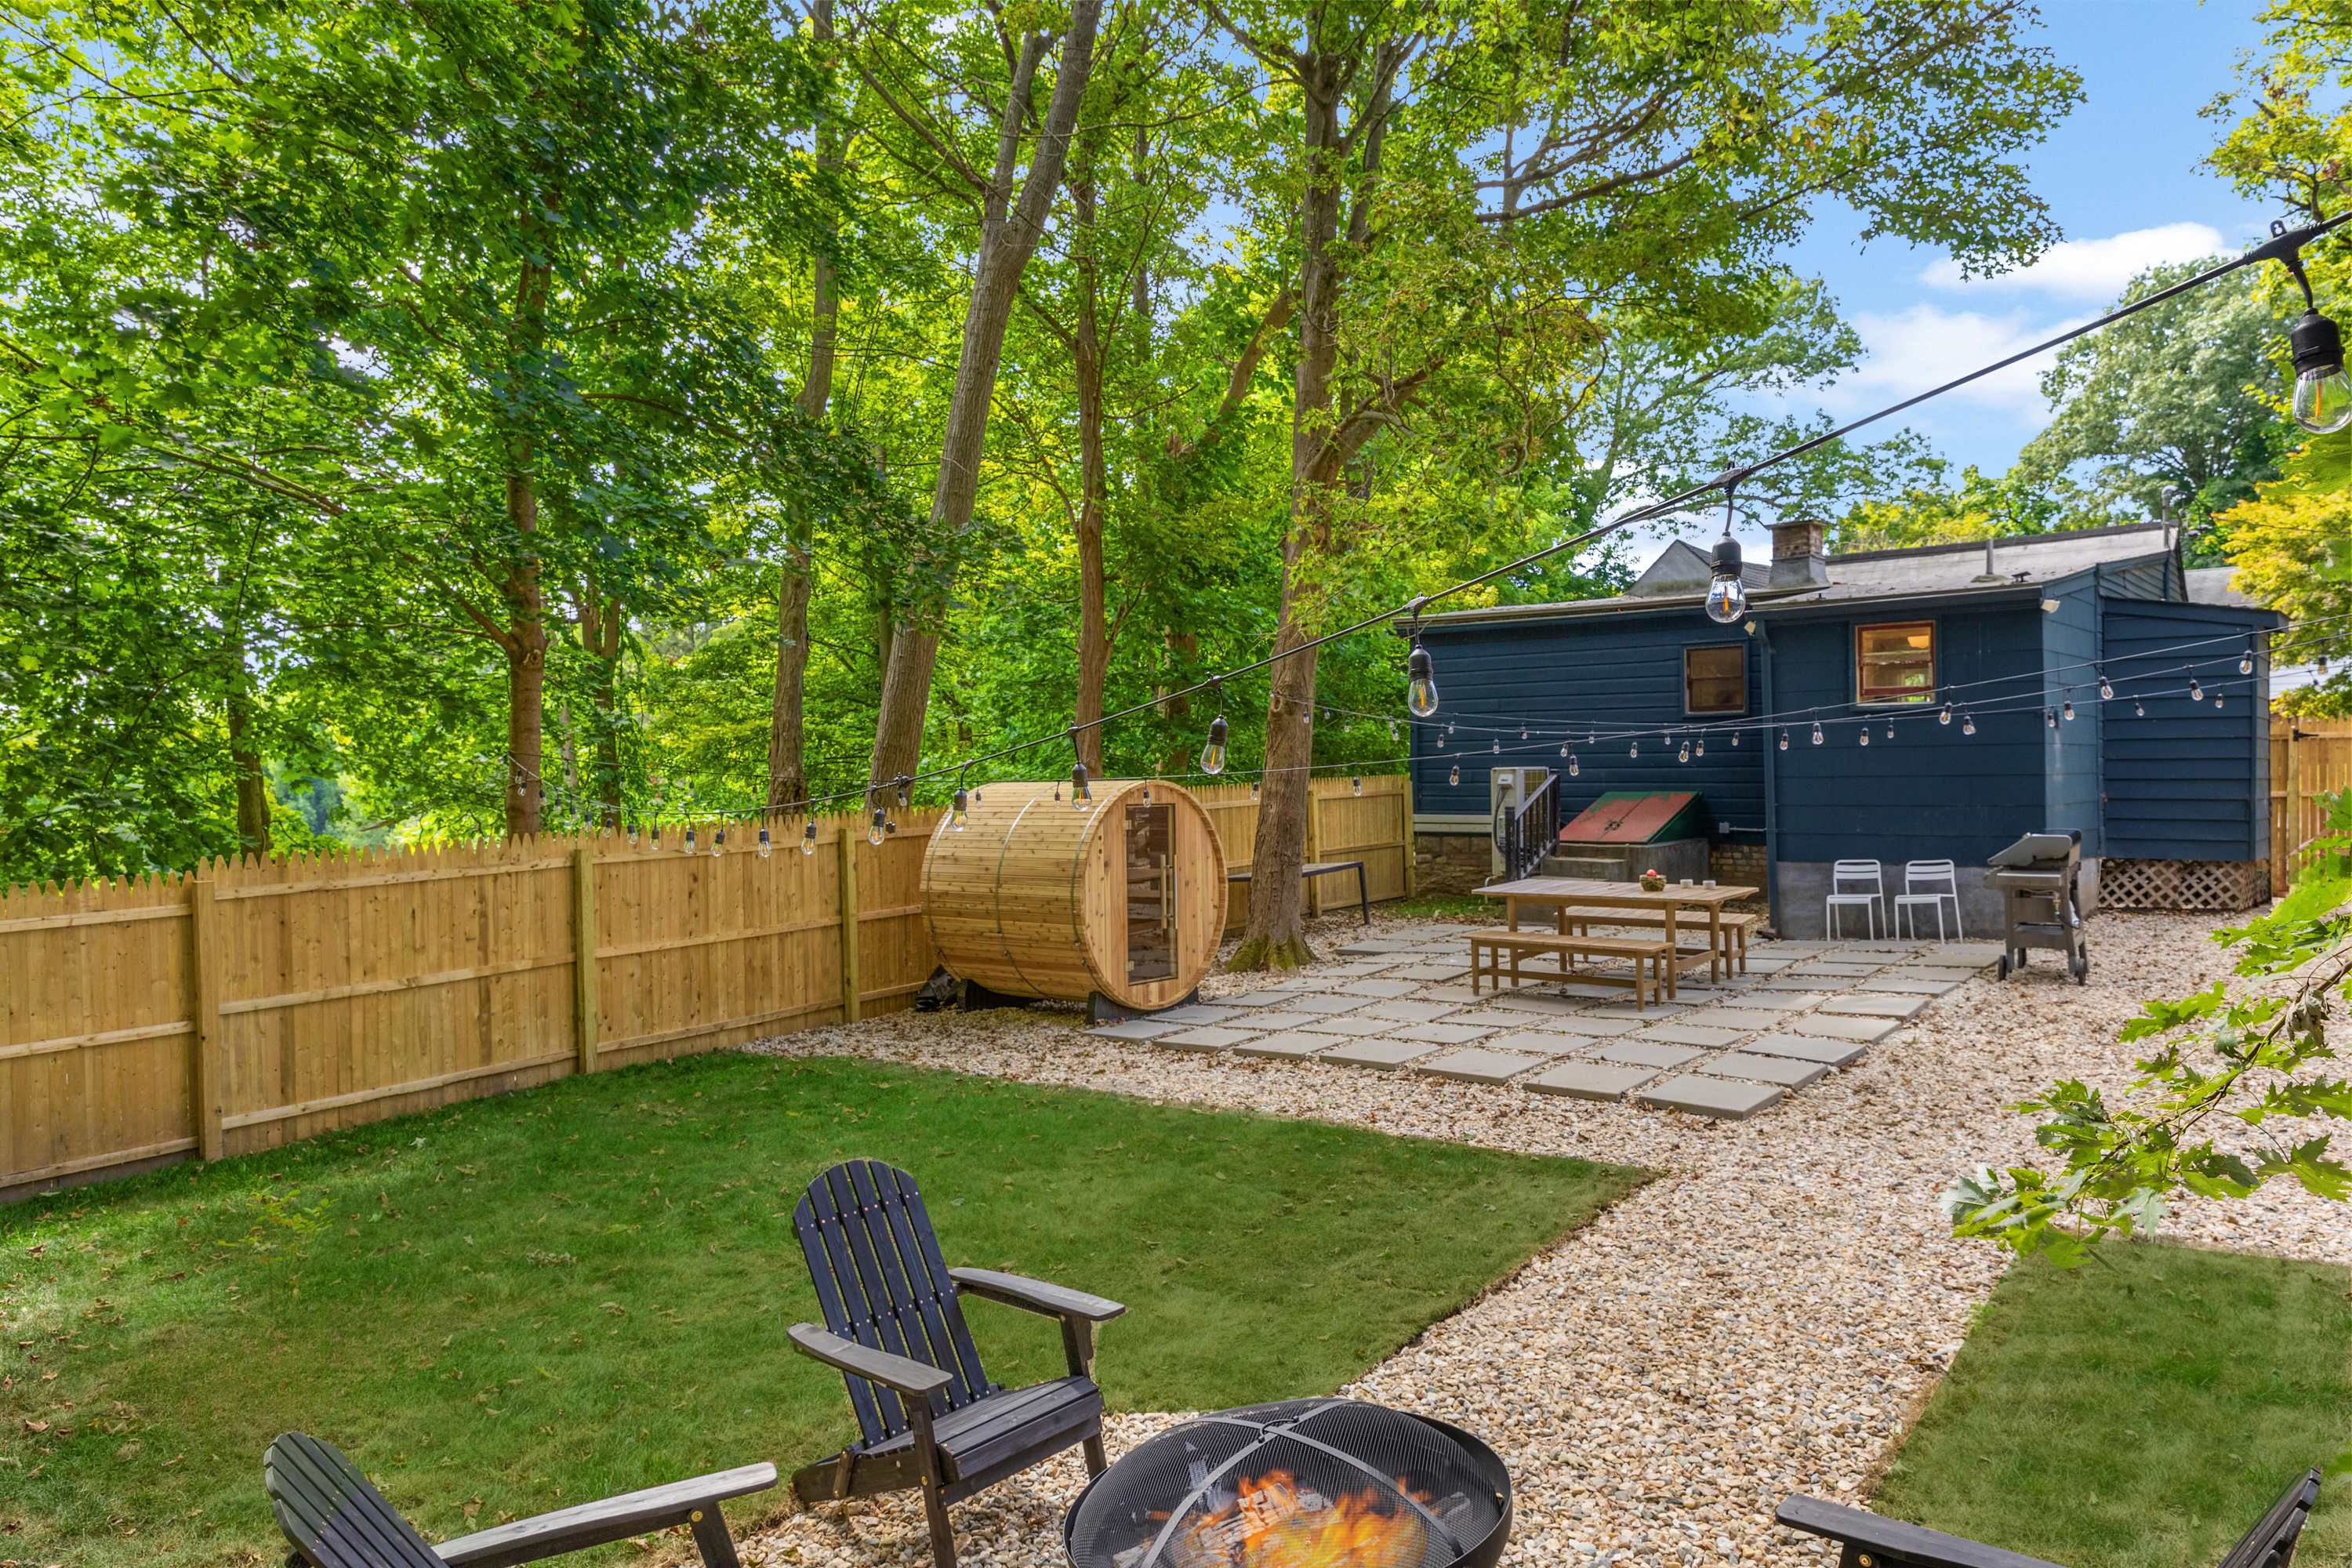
xmin=1825 ymin=859 xmax=1884 ymax=938
xmin=1894 ymin=858 xmax=1962 ymax=941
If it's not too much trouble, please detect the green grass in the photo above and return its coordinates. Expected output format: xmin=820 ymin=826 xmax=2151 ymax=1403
xmin=1388 ymin=893 xmax=1497 ymax=921
xmin=1875 ymin=1243 xmax=2352 ymax=1568
xmin=0 ymin=1053 xmax=1641 ymax=1567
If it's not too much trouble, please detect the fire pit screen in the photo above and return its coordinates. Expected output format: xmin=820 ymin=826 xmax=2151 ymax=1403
xmin=1062 ymin=1398 xmax=1512 ymax=1568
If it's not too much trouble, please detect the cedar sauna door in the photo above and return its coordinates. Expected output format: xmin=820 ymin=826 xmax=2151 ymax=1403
xmin=1124 ymin=801 xmax=1176 ymax=984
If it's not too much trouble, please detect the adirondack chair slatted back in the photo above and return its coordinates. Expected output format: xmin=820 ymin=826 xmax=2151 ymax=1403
xmin=264 ymin=1431 xmax=443 ymax=1568
xmin=793 ymin=1160 xmax=992 ymax=1444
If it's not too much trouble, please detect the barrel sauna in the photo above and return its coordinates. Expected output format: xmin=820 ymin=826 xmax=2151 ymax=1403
xmin=921 ymin=779 xmax=1227 ymax=1014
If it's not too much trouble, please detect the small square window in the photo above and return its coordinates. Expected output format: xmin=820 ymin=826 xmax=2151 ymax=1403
xmin=1684 ymin=644 xmax=1746 ymax=715
xmin=1856 ymin=621 xmax=1936 ymax=705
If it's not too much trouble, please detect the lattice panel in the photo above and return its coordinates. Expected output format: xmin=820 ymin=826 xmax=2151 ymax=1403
xmin=2101 ymin=858 xmax=2265 ymax=913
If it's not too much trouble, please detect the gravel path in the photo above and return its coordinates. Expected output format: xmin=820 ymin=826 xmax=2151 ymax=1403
xmin=737 ymin=909 xmax=2347 ymax=1568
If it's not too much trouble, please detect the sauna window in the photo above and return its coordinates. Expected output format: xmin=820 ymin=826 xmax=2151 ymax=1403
xmin=1124 ymin=801 xmax=1176 ymax=984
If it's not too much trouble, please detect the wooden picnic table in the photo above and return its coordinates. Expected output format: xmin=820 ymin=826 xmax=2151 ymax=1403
xmin=1471 ymin=876 xmax=1760 ymax=999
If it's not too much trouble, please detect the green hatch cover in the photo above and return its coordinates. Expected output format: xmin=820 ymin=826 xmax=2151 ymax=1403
xmin=1557 ymin=790 xmax=1707 ymax=844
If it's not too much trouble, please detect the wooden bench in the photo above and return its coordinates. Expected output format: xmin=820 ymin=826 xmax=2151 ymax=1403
xmin=1556 ymin=907 xmax=1764 ymax=975
xmin=1468 ymin=930 xmax=1670 ymax=1007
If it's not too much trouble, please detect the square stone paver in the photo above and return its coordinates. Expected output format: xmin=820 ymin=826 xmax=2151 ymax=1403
xmin=1392 ymin=963 xmax=1470 ymax=982
xmin=1157 ymin=1025 xmax=1255 ymax=1051
xmin=1336 ymin=978 xmax=1423 ymax=998
xmin=1385 ymin=1022 xmax=1494 ymax=1046
xmin=1635 ymin=1075 xmax=1784 ymax=1120
xmin=1320 ymin=1036 xmax=1445 ymax=1069
xmin=1485 ymin=1029 xmax=1591 ymax=1055
xmin=1635 ymin=1022 xmax=1745 ymax=1050
xmin=1693 ymin=1051 xmax=1829 ymax=1088
xmin=1444 ymin=1007 xmax=1553 ymax=1030
xmin=1419 ymin=983 xmax=1486 ymax=1003
xmin=1294 ymin=1014 xmax=1388 ymax=1036
xmin=1732 ymin=991 xmax=1827 ymax=1011
xmin=1596 ymin=1041 xmax=1705 ymax=1070
xmin=1675 ymin=1007 xmax=1784 ymax=1031
xmin=1861 ymin=976 xmax=1963 ymax=996
xmin=1526 ymin=1061 xmax=1657 ymax=1101
xmin=1233 ymin=1031 xmax=1338 ymax=1060
xmin=1893 ymin=964 xmax=1986 ymax=983
xmin=1289 ymin=993 xmax=1370 ymax=1015
xmin=1740 ymin=954 xmax=1799 ymax=972
xmin=1927 ymin=942 xmax=2005 ymax=966
xmin=1539 ymin=1014 xmax=1645 ymax=1038
xmin=1491 ymin=993 xmax=1590 ymax=1015
xmin=1338 ymin=938 xmax=1418 ymax=956
xmin=1797 ymin=960 xmax=1885 ymax=977
xmin=1761 ymin=975 xmax=1853 ymax=993
xmin=1084 ymin=1018 xmax=1185 ymax=1041
xmin=1785 ymin=1013 xmax=1901 ymax=1044
xmin=1816 ymin=993 xmax=1928 ymax=1019
xmin=1225 ymin=989 xmax=1301 ymax=1007
xmin=1747 ymin=1033 xmax=1869 ymax=1067
xmin=1586 ymin=1000 xmax=1689 ymax=1018
xmin=1154 ymin=1002 xmax=1245 ymax=1024
xmin=1358 ymin=999 xmax=1458 ymax=1024
xmin=1415 ymin=1047 xmax=1547 ymax=1084
xmin=1229 ymin=1009 xmax=1322 ymax=1032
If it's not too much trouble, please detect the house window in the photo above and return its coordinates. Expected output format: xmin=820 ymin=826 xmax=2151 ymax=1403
xmin=1684 ymin=644 xmax=1746 ymax=715
xmin=1856 ymin=621 xmax=1936 ymax=704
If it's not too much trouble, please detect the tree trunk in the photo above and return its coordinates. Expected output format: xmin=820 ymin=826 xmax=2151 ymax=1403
xmin=868 ymin=0 xmax=1104 ymax=788
xmin=1071 ymin=163 xmax=1110 ymax=775
xmin=224 ymin=622 xmax=270 ymax=859
xmin=578 ymin=586 xmax=623 ymax=827
xmin=503 ymin=461 xmax=547 ymax=837
xmin=1232 ymin=54 xmax=1349 ymax=971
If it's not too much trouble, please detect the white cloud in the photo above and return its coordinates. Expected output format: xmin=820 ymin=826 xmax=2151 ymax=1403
xmin=1920 ymin=222 xmax=2225 ymax=301
xmin=1828 ymin=303 xmax=2092 ymax=419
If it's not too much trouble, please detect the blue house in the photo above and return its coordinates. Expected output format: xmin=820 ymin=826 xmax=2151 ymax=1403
xmin=1406 ymin=519 xmax=2281 ymax=935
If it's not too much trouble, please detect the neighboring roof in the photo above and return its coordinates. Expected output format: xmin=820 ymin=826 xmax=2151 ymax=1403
xmin=1413 ymin=521 xmax=2180 ymax=630
xmin=1631 ymin=539 xmax=1770 ymax=595
xmin=2184 ymin=564 xmax=2260 ymax=608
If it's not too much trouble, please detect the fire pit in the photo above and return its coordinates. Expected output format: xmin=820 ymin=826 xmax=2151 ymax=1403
xmin=1062 ymin=1398 xmax=1512 ymax=1568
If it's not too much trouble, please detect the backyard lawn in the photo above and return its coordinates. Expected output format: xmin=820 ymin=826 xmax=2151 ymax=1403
xmin=0 ymin=1052 xmax=1640 ymax=1567
xmin=1876 ymin=1242 xmax=2352 ymax=1568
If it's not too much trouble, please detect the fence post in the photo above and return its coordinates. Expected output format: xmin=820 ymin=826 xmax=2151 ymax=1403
xmin=571 ymin=847 xmax=600 ymax=1075
xmin=837 ymin=828 xmax=863 ymax=1023
xmin=1304 ymin=782 xmax=1323 ymax=916
xmin=186 ymin=874 xmax=225 ymax=1161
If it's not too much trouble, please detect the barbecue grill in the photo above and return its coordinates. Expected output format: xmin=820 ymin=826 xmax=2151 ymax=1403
xmin=1063 ymin=1397 xmax=1512 ymax=1568
xmin=1985 ymin=829 xmax=2089 ymax=983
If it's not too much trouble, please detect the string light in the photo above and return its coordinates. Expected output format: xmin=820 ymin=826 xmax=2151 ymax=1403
xmin=1568 ymin=753 xmax=1580 ymax=775
xmin=2215 ymin=691 xmax=2227 ymax=710
xmin=1679 ymin=740 xmax=1692 ymax=763
xmin=1811 ymin=722 xmax=1823 ymax=746
xmin=1730 ymin=730 xmax=1740 ymax=747
xmin=711 ymin=828 xmax=726 ymax=857
xmin=2062 ymin=699 xmax=2075 ymax=721
xmin=755 ymin=826 xmax=771 ymax=858
xmin=1071 ymin=762 xmax=1091 ymax=809
xmin=1962 ymin=712 xmax=1976 ymax=735
xmin=1406 ymin=624 xmax=1439 ymax=717
xmin=1449 ymin=763 xmax=1461 ymax=786
xmin=1490 ymin=737 xmax=1501 ymax=753
xmin=1200 ymin=712 xmax=1229 ymax=776
xmin=1352 ymin=775 xmax=1363 ymax=796
xmin=2134 ymin=699 xmax=2145 ymax=717
xmin=801 ymin=821 xmax=818 ymax=855
xmin=683 ymin=826 xmax=697 ymax=854
xmin=1859 ymin=727 xmax=1870 ymax=747
xmin=2098 ymin=669 xmax=2114 ymax=701
xmin=1940 ymin=704 xmax=1952 ymax=725
xmin=2045 ymin=706 xmax=2057 ymax=729
xmin=2241 ymin=635 xmax=2256 ymax=675
xmin=1695 ymin=736 xmax=1706 ymax=758
xmin=1883 ymin=719 xmax=1894 ymax=740
xmin=1705 ymin=481 xmax=1747 ymax=625
xmin=868 ymin=809 xmax=885 ymax=846
xmin=1629 ymin=738 xmax=1640 ymax=758
xmin=950 ymin=775 xmax=970 ymax=831
xmin=2268 ymin=216 xmax=2352 ymax=432
xmin=2188 ymin=668 xmax=2205 ymax=702
xmin=1777 ymin=729 xmax=1788 ymax=751
xmin=894 ymin=776 xmax=910 ymax=810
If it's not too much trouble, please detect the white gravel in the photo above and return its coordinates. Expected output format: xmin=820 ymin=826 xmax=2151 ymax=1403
xmin=735 ymin=908 xmax=2347 ymax=1568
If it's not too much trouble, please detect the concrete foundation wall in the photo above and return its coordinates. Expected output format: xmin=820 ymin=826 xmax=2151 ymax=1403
xmin=1773 ymin=858 xmax=2101 ymax=940
xmin=1542 ymin=837 xmax=1711 ymax=886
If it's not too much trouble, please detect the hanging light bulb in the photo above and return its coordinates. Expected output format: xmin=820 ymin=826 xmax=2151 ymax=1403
xmin=2290 ymin=303 xmax=2352 ymax=434
xmin=1200 ymin=713 xmax=1229 ymax=775
xmin=626 ymin=822 xmax=640 ymax=848
xmin=1859 ymin=727 xmax=1870 ymax=747
xmin=1939 ymin=704 xmax=1952 ymax=726
xmin=2216 ymin=690 xmax=2227 ymax=710
xmin=950 ymin=785 xmax=969 ymax=831
xmin=1962 ymin=711 xmax=1976 ymax=735
xmin=2188 ymin=669 xmax=2205 ymax=702
xmin=1588 ymin=732 xmax=1597 ymax=746
xmin=683 ymin=826 xmax=697 ymax=854
xmin=801 ymin=821 xmax=817 ymax=855
xmin=757 ymin=826 xmax=773 ymax=858
xmin=1490 ymin=736 xmax=1501 ymax=754
xmin=1449 ymin=763 xmax=1461 ymax=786
xmin=2062 ymin=700 xmax=2075 ymax=721
xmin=1884 ymin=719 xmax=1894 ymax=740
xmin=868 ymin=809 xmax=885 ymax=846
xmin=1388 ymin=720 xmax=1398 ymax=742
xmin=1568 ymin=753 xmax=1580 ymax=776
xmin=895 ymin=776 xmax=910 ymax=810
xmin=1436 ymin=731 xmax=1446 ymax=750
xmin=1777 ymin=729 xmax=1789 ymax=751
xmin=1704 ymin=486 xmax=1747 ymax=624
xmin=1628 ymin=739 xmax=1639 ymax=758
xmin=1811 ymin=722 xmax=1824 ymax=746
xmin=1679 ymin=741 xmax=1691 ymax=763
xmin=1250 ymin=779 xmax=1259 ymax=799
xmin=2134 ymin=699 xmax=2145 ymax=717
xmin=1730 ymin=729 xmax=1740 ymax=747
xmin=712 ymin=828 xmax=726 ymax=857
xmin=1142 ymin=783 xmax=1152 ymax=806
xmin=649 ymin=826 xmax=660 ymax=848
xmin=1519 ymin=725 xmax=1530 ymax=741
xmin=1406 ymin=634 xmax=1439 ymax=717
xmin=2240 ymin=636 xmax=2256 ymax=675
xmin=2098 ymin=669 xmax=2114 ymax=701
xmin=1351 ymin=774 xmax=1363 ymax=796
xmin=1559 ymin=740 xmax=1570 ymax=757
xmin=1694 ymin=737 xmax=1705 ymax=758
xmin=2045 ymin=706 xmax=2058 ymax=729
xmin=1071 ymin=762 xmax=1091 ymax=809
xmin=1446 ymin=720 xmax=1456 ymax=736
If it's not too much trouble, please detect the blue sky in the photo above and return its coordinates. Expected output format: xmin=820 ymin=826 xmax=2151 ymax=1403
xmin=1782 ymin=1 xmax=2278 ymax=477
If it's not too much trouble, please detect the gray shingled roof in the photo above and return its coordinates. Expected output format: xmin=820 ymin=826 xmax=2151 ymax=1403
xmin=1414 ymin=521 xmax=2180 ymax=627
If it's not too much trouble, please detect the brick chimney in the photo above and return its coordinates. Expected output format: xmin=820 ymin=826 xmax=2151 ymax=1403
xmin=1768 ymin=517 xmax=1828 ymax=589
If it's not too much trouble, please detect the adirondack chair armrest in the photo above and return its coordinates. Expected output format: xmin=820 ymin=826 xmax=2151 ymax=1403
xmin=789 ymin=1322 xmax=955 ymax=1398
xmin=948 ymin=1267 xmax=1127 ymax=1323
xmin=1775 ymin=1496 xmax=2064 ymax=1568
xmin=432 ymin=1461 xmax=776 ymax=1568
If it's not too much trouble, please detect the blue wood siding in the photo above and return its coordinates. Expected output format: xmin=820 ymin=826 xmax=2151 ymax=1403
xmin=2044 ymin=576 xmax=2103 ymax=855
xmin=1766 ymin=602 xmax=2053 ymax=864
xmin=2100 ymin=600 xmax=2275 ymax=861
xmin=1409 ymin=614 xmax=1766 ymax=839
xmin=2095 ymin=555 xmax=2179 ymax=602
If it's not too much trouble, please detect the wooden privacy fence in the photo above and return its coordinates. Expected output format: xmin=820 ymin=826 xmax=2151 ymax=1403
xmin=1 ymin=812 xmax=936 ymax=1200
xmin=1195 ymin=775 xmax=1415 ymax=931
xmin=2272 ymin=720 xmax=2352 ymax=893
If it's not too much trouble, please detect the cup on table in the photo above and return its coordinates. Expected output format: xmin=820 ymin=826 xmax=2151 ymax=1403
xmin=1704 ymin=878 xmax=1716 ymax=887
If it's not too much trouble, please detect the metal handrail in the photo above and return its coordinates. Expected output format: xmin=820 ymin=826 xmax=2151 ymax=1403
xmin=1497 ymin=770 xmax=1562 ymax=881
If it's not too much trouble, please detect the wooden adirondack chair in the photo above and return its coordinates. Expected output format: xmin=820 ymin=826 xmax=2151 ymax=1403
xmin=263 ymin=1430 xmax=775 ymax=1568
xmin=788 ymin=1159 xmax=1127 ymax=1568
xmin=1776 ymin=1468 xmax=2321 ymax=1568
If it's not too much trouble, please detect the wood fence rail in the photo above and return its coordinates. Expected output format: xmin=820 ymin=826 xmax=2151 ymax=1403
xmin=1 ymin=775 xmax=1413 ymax=1199
xmin=2270 ymin=720 xmax=2352 ymax=894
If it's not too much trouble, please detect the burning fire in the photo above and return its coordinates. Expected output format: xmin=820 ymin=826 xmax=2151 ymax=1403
xmin=1166 ymin=1468 xmax=1429 ymax=1568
